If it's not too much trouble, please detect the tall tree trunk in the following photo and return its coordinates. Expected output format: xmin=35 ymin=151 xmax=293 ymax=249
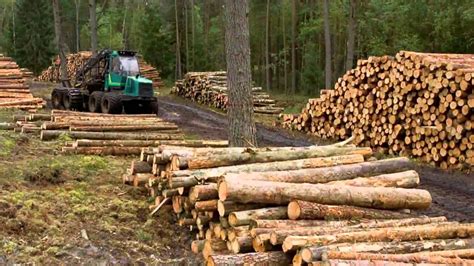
xmin=203 ymin=0 xmax=210 ymax=66
xmin=323 ymin=0 xmax=332 ymax=88
xmin=224 ymin=0 xmax=257 ymax=147
xmin=265 ymin=0 xmax=271 ymax=91
xmin=75 ymin=0 xmax=81 ymax=52
xmin=175 ymin=0 xmax=182 ymax=79
xmin=89 ymin=0 xmax=98 ymax=54
xmin=52 ymin=0 xmax=69 ymax=84
xmin=184 ymin=0 xmax=189 ymax=72
xmin=11 ymin=0 xmax=15 ymax=53
xmin=290 ymin=0 xmax=297 ymax=94
xmin=345 ymin=0 xmax=356 ymax=71
xmin=191 ymin=0 xmax=195 ymax=70
xmin=121 ymin=0 xmax=129 ymax=50
xmin=282 ymin=1 xmax=288 ymax=93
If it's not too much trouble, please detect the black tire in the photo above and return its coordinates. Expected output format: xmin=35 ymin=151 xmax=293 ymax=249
xmin=51 ymin=89 xmax=64 ymax=109
xmin=140 ymin=101 xmax=159 ymax=115
xmin=88 ymin=91 xmax=104 ymax=113
xmin=123 ymin=103 xmax=139 ymax=114
xmin=101 ymin=93 xmax=123 ymax=114
xmin=63 ymin=90 xmax=83 ymax=110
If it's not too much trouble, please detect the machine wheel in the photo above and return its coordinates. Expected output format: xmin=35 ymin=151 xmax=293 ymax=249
xmin=63 ymin=92 xmax=83 ymax=110
xmin=139 ymin=101 xmax=159 ymax=115
xmin=51 ymin=89 xmax=65 ymax=109
xmin=88 ymin=91 xmax=104 ymax=113
xmin=101 ymin=93 xmax=123 ymax=114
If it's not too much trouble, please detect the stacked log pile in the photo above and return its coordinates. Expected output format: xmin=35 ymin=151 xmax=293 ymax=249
xmin=1 ymin=110 xmax=227 ymax=155
xmin=37 ymin=52 xmax=162 ymax=88
xmin=123 ymin=139 xmax=474 ymax=265
xmin=281 ymin=51 xmax=474 ymax=169
xmin=0 ymin=54 xmax=45 ymax=110
xmin=172 ymin=71 xmax=284 ymax=115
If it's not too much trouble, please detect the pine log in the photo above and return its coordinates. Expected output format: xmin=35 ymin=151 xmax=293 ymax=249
xmin=69 ymin=124 xmax=179 ymax=132
xmin=249 ymin=219 xmax=357 ymax=230
xmin=195 ymin=199 xmax=219 ymax=212
xmin=186 ymin=146 xmax=372 ymax=169
xmin=252 ymin=233 xmax=279 ymax=252
xmin=61 ymin=146 xmax=144 ymax=155
xmin=217 ymin=201 xmax=267 ymax=217
xmin=301 ymin=238 xmax=474 ymax=262
xmin=287 ymin=200 xmax=413 ymax=220
xmin=40 ymin=130 xmax=184 ymax=141
xmin=325 ymin=170 xmax=419 ymax=188
xmin=207 ymin=251 xmax=291 ymax=266
xmin=189 ymin=184 xmax=218 ymax=203
xmin=282 ymin=223 xmax=474 ymax=252
xmin=130 ymin=161 xmax=152 ymax=174
xmin=72 ymin=139 xmax=227 ymax=147
xmin=310 ymin=259 xmax=473 ymax=266
xmin=227 ymin=226 xmax=250 ymax=241
xmin=221 ymin=157 xmax=412 ymax=184
xmin=228 ymin=207 xmax=288 ymax=227
xmin=202 ymin=239 xmax=229 ymax=260
xmin=219 ymin=178 xmax=432 ymax=210
xmin=230 ymin=236 xmax=254 ymax=254
xmin=173 ymin=154 xmax=365 ymax=183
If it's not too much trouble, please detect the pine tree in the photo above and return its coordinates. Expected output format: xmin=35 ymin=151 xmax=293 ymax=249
xmin=5 ymin=0 xmax=55 ymax=74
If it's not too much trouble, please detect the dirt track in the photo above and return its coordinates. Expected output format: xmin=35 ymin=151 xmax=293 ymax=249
xmin=158 ymin=95 xmax=474 ymax=222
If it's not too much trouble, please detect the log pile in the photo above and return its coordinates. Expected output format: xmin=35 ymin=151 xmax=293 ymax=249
xmin=2 ymin=110 xmax=227 ymax=155
xmin=172 ymin=71 xmax=284 ymax=115
xmin=36 ymin=52 xmax=163 ymax=88
xmin=281 ymin=51 xmax=474 ymax=170
xmin=0 ymin=54 xmax=45 ymax=110
xmin=123 ymin=139 xmax=474 ymax=265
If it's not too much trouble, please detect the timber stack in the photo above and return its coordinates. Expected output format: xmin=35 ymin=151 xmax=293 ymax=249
xmin=36 ymin=52 xmax=163 ymax=88
xmin=0 ymin=54 xmax=45 ymax=110
xmin=1 ymin=110 xmax=227 ymax=155
xmin=281 ymin=51 xmax=474 ymax=170
xmin=123 ymin=138 xmax=474 ymax=265
xmin=172 ymin=71 xmax=284 ymax=115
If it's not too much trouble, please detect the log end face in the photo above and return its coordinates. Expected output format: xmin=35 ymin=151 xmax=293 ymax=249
xmin=217 ymin=200 xmax=226 ymax=217
xmin=218 ymin=181 xmax=228 ymax=201
xmin=301 ymin=248 xmax=313 ymax=263
xmin=287 ymin=200 xmax=301 ymax=220
xmin=228 ymin=213 xmax=238 ymax=227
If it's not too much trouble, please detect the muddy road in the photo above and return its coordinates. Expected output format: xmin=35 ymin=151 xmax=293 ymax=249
xmin=158 ymin=95 xmax=474 ymax=222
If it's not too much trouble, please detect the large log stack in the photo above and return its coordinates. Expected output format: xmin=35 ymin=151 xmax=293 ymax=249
xmin=0 ymin=54 xmax=45 ymax=110
xmin=123 ymin=140 xmax=474 ymax=265
xmin=281 ymin=51 xmax=474 ymax=170
xmin=1 ymin=110 xmax=227 ymax=155
xmin=172 ymin=71 xmax=284 ymax=115
xmin=36 ymin=52 xmax=163 ymax=88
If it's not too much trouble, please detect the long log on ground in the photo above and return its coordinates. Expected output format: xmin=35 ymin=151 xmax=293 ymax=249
xmin=287 ymin=200 xmax=413 ymax=220
xmin=249 ymin=219 xmax=358 ymax=230
xmin=207 ymin=251 xmax=292 ymax=266
xmin=40 ymin=130 xmax=184 ymax=141
xmin=0 ymin=123 xmax=15 ymax=130
xmin=310 ymin=259 xmax=474 ymax=266
xmin=270 ymin=218 xmax=451 ymax=246
xmin=219 ymin=178 xmax=432 ymax=210
xmin=189 ymin=184 xmax=218 ymax=203
xmin=73 ymin=139 xmax=227 ymax=148
xmin=228 ymin=207 xmax=288 ymax=227
xmin=301 ymin=238 xmax=474 ymax=262
xmin=185 ymin=146 xmax=372 ymax=169
xmin=282 ymin=223 xmax=474 ymax=252
xmin=217 ymin=201 xmax=268 ymax=217
xmin=325 ymin=170 xmax=420 ymax=188
xmin=323 ymin=249 xmax=474 ymax=264
xmin=62 ymin=146 xmax=144 ymax=155
xmin=69 ymin=124 xmax=179 ymax=132
xmin=170 ymin=154 xmax=366 ymax=186
xmin=222 ymin=157 xmax=412 ymax=184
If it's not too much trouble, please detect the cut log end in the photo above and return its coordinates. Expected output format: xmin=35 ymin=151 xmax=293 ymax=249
xmin=287 ymin=201 xmax=301 ymax=220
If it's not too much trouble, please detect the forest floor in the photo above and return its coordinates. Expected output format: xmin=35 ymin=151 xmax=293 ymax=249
xmin=0 ymin=82 xmax=473 ymax=264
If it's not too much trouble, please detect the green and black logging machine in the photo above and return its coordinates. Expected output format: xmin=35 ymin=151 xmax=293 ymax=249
xmin=51 ymin=49 xmax=158 ymax=114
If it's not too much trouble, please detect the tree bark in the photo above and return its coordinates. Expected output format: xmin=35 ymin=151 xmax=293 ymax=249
xmin=345 ymin=0 xmax=356 ymax=71
xmin=301 ymin=238 xmax=474 ymax=262
xmin=89 ymin=0 xmax=98 ymax=54
xmin=194 ymin=199 xmax=218 ymax=212
xmin=207 ymin=251 xmax=291 ymax=266
xmin=287 ymin=200 xmax=413 ymax=220
xmin=41 ymin=130 xmax=183 ymax=141
xmin=75 ymin=0 xmax=81 ymax=52
xmin=230 ymin=236 xmax=253 ymax=254
xmin=282 ymin=223 xmax=474 ymax=252
xmin=249 ymin=219 xmax=356 ymax=230
xmin=324 ymin=249 xmax=474 ymax=264
xmin=253 ymin=233 xmax=277 ymax=252
xmin=323 ymin=0 xmax=332 ymax=88
xmin=190 ymin=0 xmax=195 ymax=70
xmin=282 ymin=1 xmax=288 ymax=93
xmin=217 ymin=201 xmax=267 ymax=217
xmin=69 ymin=124 xmax=179 ymax=132
xmin=189 ymin=184 xmax=218 ymax=203
xmin=219 ymin=178 xmax=431 ymax=209
xmin=325 ymin=170 xmax=419 ymax=188
xmin=290 ymin=0 xmax=297 ymax=93
xmin=186 ymin=146 xmax=372 ymax=169
xmin=174 ymin=0 xmax=182 ymax=79
xmin=221 ymin=157 xmax=412 ymax=184
xmin=130 ymin=160 xmax=152 ymax=174
xmin=74 ymin=139 xmax=228 ymax=148
xmin=203 ymin=239 xmax=228 ymax=260
xmin=312 ymin=258 xmax=474 ymax=266
xmin=121 ymin=0 xmax=130 ymax=50
xmin=225 ymin=0 xmax=257 ymax=147
xmin=227 ymin=226 xmax=250 ymax=241
xmin=52 ymin=0 xmax=69 ymax=83
xmin=228 ymin=207 xmax=288 ymax=227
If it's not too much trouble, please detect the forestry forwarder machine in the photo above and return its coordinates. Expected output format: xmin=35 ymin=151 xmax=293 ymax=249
xmin=51 ymin=49 xmax=158 ymax=114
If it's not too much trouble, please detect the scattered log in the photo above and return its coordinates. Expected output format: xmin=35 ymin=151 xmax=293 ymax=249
xmin=207 ymin=251 xmax=292 ymax=266
xmin=40 ymin=130 xmax=184 ymax=141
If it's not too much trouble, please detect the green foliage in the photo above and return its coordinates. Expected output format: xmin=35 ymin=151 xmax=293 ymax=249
xmin=3 ymin=0 xmax=55 ymax=74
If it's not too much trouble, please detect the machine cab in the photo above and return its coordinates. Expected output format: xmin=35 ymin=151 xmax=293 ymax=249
xmin=106 ymin=50 xmax=140 ymax=91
